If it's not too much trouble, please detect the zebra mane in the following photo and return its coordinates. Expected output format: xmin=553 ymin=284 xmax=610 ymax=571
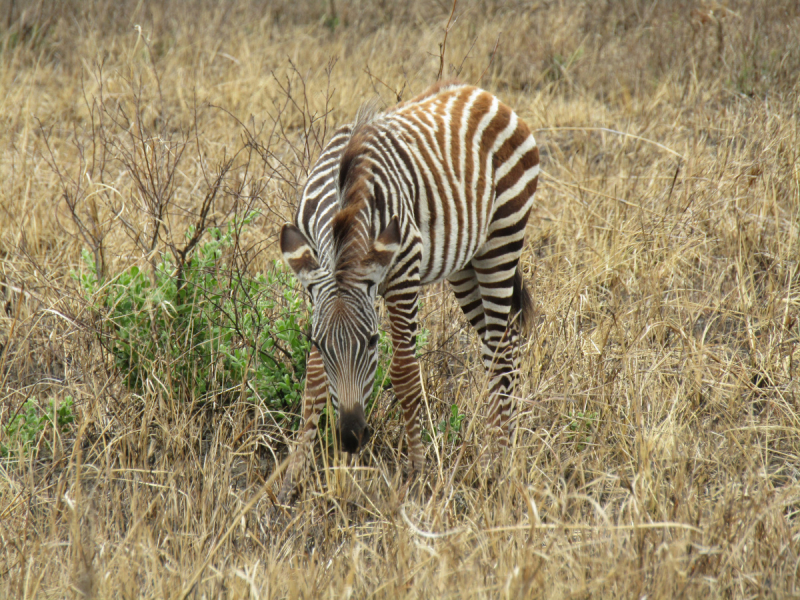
xmin=336 ymin=97 xmax=381 ymax=205
xmin=330 ymin=198 xmax=369 ymax=281
xmin=329 ymin=98 xmax=382 ymax=283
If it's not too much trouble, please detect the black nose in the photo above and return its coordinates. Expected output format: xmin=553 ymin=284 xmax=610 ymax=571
xmin=338 ymin=407 xmax=371 ymax=454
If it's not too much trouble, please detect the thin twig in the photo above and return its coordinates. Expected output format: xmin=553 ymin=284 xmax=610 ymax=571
xmin=400 ymin=505 xmax=466 ymax=539
xmin=437 ymin=0 xmax=458 ymax=81
xmin=454 ymin=36 xmax=478 ymax=77
xmin=363 ymin=64 xmax=404 ymax=104
xmin=535 ymin=126 xmax=685 ymax=160
xmin=475 ymin=33 xmax=501 ymax=85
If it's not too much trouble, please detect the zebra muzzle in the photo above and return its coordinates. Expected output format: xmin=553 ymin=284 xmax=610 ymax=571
xmin=338 ymin=406 xmax=372 ymax=454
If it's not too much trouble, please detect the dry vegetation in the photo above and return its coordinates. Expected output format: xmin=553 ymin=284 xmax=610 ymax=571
xmin=1 ymin=0 xmax=800 ymax=597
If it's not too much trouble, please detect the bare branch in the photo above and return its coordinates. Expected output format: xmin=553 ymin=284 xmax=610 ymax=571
xmin=475 ymin=33 xmax=502 ymax=85
xmin=437 ymin=0 xmax=458 ymax=81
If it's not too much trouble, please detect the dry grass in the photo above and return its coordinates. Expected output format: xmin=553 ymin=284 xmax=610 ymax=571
xmin=1 ymin=0 xmax=799 ymax=597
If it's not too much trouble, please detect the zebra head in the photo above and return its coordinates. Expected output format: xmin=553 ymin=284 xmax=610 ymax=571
xmin=279 ymin=217 xmax=401 ymax=455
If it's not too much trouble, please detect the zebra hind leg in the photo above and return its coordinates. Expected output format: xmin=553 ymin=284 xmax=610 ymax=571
xmin=472 ymin=259 xmax=528 ymax=470
xmin=448 ymin=267 xmax=487 ymax=338
xmin=449 ymin=263 xmax=518 ymax=464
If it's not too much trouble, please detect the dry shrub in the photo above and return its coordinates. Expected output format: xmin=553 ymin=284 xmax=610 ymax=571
xmin=1 ymin=0 xmax=798 ymax=597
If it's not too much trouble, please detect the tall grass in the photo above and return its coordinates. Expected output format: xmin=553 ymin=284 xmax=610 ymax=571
xmin=1 ymin=0 xmax=799 ymax=597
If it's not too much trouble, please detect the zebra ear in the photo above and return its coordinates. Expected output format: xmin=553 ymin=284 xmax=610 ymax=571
xmin=361 ymin=216 xmax=400 ymax=285
xmin=280 ymin=224 xmax=325 ymax=291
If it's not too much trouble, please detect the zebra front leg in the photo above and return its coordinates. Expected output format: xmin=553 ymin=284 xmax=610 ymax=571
xmin=385 ymin=286 xmax=426 ymax=473
xmin=275 ymin=344 xmax=328 ymax=506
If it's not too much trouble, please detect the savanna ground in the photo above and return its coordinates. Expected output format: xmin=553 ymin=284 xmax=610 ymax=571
xmin=1 ymin=0 xmax=799 ymax=597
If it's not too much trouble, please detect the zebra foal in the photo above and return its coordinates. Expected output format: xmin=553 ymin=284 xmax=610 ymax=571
xmin=278 ymin=81 xmax=538 ymax=497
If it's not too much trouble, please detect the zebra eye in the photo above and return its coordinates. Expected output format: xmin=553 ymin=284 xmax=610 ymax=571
xmin=368 ymin=333 xmax=380 ymax=349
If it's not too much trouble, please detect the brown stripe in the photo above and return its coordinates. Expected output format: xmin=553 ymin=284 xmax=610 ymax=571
xmin=495 ymin=144 xmax=539 ymax=199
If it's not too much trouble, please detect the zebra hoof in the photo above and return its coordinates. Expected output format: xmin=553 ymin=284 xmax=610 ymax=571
xmin=398 ymin=470 xmax=429 ymax=503
xmin=259 ymin=501 xmax=294 ymax=541
xmin=460 ymin=447 xmax=503 ymax=489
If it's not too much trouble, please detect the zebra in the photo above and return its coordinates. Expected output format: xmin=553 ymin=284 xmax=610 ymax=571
xmin=277 ymin=81 xmax=539 ymax=497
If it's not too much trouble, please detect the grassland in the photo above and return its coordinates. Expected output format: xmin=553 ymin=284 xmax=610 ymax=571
xmin=1 ymin=1 xmax=799 ymax=597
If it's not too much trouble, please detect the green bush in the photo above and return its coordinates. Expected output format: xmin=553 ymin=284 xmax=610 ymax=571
xmin=1 ymin=397 xmax=75 ymax=459
xmin=422 ymin=403 xmax=466 ymax=445
xmin=567 ymin=410 xmax=598 ymax=451
xmin=76 ymin=213 xmax=311 ymax=420
xmin=75 ymin=213 xmax=434 ymax=433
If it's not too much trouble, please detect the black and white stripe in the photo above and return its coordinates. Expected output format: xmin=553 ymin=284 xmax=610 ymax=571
xmin=279 ymin=81 xmax=539 ymax=486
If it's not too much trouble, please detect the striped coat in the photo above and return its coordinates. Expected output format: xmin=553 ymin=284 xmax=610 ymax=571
xmin=279 ymin=81 xmax=538 ymax=491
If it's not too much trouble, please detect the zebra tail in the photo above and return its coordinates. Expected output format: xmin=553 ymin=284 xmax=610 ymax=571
xmin=512 ymin=263 xmax=535 ymax=335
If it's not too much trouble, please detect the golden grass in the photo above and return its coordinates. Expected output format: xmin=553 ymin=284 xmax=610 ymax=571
xmin=1 ymin=0 xmax=799 ymax=597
